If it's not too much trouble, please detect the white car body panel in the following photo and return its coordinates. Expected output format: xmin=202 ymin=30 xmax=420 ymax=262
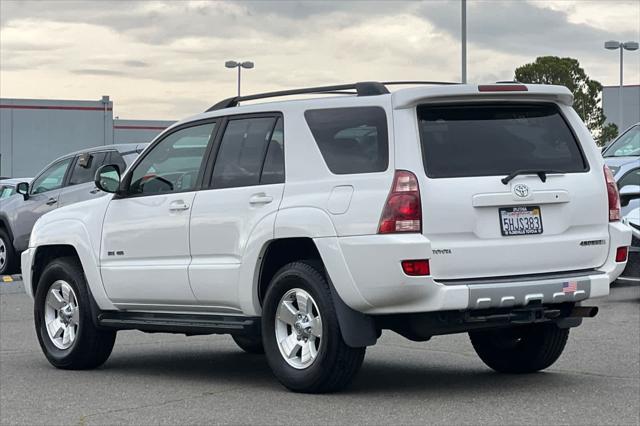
xmin=22 ymin=83 xmax=632 ymax=321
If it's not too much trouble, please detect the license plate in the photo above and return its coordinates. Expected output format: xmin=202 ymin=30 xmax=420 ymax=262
xmin=499 ymin=206 xmax=543 ymax=236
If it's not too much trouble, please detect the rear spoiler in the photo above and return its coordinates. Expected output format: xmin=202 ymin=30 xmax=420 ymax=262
xmin=392 ymin=84 xmax=574 ymax=109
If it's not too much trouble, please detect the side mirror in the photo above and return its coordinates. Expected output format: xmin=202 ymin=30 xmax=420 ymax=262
xmin=95 ymin=164 xmax=121 ymax=194
xmin=619 ymin=184 xmax=640 ymax=207
xmin=16 ymin=182 xmax=29 ymax=200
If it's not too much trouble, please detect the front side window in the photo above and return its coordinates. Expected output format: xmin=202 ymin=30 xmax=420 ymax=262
xmin=68 ymin=151 xmax=108 ymax=186
xmin=417 ymin=103 xmax=587 ymax=178
xmin=211 ymin=117 xmax=277 ymax=189
xmin=129 ymin=122 xmax=216 ymax=195
xmin=304 ymin=107 xmax=389 ymax=174
xmin=31 ymin=158 xmax=73 ymax=195
xmin=604 ymin=125 xmax=640 ymax=158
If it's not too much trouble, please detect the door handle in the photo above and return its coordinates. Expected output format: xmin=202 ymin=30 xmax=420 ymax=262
xmin=169 ymin=201 xmax=190 ymax=212
xmin=46 ymin=198 xmax=58 ymax=206
xmin=249 ymin=194 xmax=273 ymax=205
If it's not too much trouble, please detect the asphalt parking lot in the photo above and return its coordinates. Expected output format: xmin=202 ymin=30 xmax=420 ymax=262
xmin=1 ymin=279 xmax=638 ymax=425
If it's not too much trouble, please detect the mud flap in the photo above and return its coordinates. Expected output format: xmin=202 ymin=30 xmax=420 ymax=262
xmin=328 ymin=280 xmax=378 ymax=348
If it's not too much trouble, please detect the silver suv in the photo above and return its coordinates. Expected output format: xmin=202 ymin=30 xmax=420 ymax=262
xmin=0 ymin=144 xmax=145 ymax=275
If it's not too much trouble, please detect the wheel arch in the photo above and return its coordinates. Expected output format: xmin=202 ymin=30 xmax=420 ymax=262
xmin=254 ymin=237 xmax=377 ymax=348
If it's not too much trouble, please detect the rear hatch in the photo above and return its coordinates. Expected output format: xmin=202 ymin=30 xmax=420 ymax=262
xmin=417 ymin=101 xmax=609 ymax=279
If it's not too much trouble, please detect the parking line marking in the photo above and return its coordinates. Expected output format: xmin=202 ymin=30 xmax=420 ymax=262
xmin=2 ymin=276 xmax=13 ymax=283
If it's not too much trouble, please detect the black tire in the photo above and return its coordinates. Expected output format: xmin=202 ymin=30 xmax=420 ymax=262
xmin=469 ymin=323 xmax=569 ymax=374
xmin=262 ymin=261 xmax=365 ymax=393
xmin=0 ymin=228 xmax=18 ymax=275
xmin=34 ymin=256 xmax=116 ymax=370
xmin=232 ymin=334 xmax=265 ymax=354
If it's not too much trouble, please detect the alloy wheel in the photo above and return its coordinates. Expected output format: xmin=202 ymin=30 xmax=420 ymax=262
xmin=44 ymin=280 xmax=80 ymax=350
xmin=275 ymin=288 xmax=323 ymax=369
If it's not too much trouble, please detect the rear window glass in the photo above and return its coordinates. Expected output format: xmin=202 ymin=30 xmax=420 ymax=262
xmin=304 ymin=107 xmax=389 ymax=174
xmin=417 ymin=103 xmax=587 ymax=178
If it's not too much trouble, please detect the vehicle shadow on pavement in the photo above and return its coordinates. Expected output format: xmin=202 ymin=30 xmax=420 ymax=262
xmin=99 ymin=343 xmax=596 ymax=395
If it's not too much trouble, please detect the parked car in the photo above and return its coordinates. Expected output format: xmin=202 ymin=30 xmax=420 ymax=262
xmin=621 ymin=194 xmax=640 ymax=279
xmin=0 ymin=178 xmax=32 ymax=200
xmin=0 ymin=144 xmax=146 ymax=275
xmin=22 ymin=82 xmax=631 ymax=393
xmin=603 ymin=123 xmax=639 ymax=216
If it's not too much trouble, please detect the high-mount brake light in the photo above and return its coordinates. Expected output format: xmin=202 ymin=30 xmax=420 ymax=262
xmin=604 ymin=165 xmax=621 ymax=222
xmin=478 ymin=84 xmax=528 ymax=92
xmin=378 ymin=170 xmax=422 ymax=234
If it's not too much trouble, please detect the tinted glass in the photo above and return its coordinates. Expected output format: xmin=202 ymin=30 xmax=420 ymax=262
xmin=604 ymin=125 xmax=640 ymax=158
xmin=129 ymin=123 xmax=215 ymax=195
xmin=618 ymin=168 xmax=640 ymax=190
xmin=212 ymin=117 xmax=276 ymax=188
xmin=261 ymin=118 xmax=285 ymax=184
xmin=0 ymin=186 xmax=14 ymax=199
xmin=31 ymin=158 xmax=72 ymax=195
xmin=68 ymin=151 xmax=108 ymax=186
xmin=417 ymin=103 xmax=587 ymax=178
xmin=304 ymin=107 xmax=389 ymax=174
xmin=107 ymin=151 xmax=128 ymax=174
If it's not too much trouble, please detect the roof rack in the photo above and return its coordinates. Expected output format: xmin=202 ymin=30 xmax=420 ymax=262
xmin=205 ymin=80 xmax=460 ymax=112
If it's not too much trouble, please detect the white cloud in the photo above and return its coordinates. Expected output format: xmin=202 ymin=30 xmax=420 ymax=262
xmin=1 ymin=0 xmax=638 ymax=119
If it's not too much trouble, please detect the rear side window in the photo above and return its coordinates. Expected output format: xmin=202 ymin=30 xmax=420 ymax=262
xmin=417 ymin=103 xmax=587 ymax=178
xmin=211 ymin=117 xmax=277 ymax=189
xmin=305 ymin=107 xmax=389 ymax=174
xmin=68 ymin=151 xmax=108 ymax=186
xmin=107 ymin=151 xmax=128 ymax=174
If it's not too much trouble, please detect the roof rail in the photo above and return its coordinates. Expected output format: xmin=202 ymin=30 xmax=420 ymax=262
xmin=382 ymin=80 xmax=460 ymax=86
xmin=206 ymin=81 xmax=389 ymax=112
xmin=205 ymin=80 xmax=460 ymax=112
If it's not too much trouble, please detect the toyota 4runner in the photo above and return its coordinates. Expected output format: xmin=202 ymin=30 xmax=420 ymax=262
xmin=22 ymin=82 xmax=632 ymax=393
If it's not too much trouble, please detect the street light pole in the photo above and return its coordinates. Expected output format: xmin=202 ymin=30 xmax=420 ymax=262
xmin=225 ymin=60 xmax=255 ymax=97
xmin=604 ymin=40 xmax=639 ymax=130
xmin=461 ymin=0 xmax=467 ymax=84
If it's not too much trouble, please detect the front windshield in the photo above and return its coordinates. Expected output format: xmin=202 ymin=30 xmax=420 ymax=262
xmin=604 ymin=125 xmax=640 ymax=157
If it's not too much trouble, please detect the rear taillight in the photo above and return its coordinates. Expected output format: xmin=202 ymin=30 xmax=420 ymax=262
xmin=604 ymin=165 xmax=621 ymax=222
xmin=378 ymin=170 xmax=422 ymax=234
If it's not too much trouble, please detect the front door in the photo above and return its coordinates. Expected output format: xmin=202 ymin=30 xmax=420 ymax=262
xmin=100 ymin=121 xmax=218 ymax=306
xmin=12 ymin=157 xmax=73 ymax=251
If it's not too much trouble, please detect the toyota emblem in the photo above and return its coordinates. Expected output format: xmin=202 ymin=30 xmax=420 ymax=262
xmin=513 ymin=184 xmax=530 ymax=198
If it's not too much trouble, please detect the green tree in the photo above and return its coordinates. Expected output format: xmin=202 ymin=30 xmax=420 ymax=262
xmin=515 ymin=56 xmax=618 ymax=146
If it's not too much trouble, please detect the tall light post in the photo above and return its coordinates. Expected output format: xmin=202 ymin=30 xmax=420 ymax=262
xmin=225 ymin=60 xmax=254 ymax=97
xmin=461 ymin=0 xmax=467 ymax=84
xmin=604 ymin=40 xmax=639 ymax=130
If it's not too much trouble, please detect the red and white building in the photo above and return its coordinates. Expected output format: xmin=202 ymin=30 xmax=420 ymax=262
xmin=0 ymin=96 xmax=174 ymax=178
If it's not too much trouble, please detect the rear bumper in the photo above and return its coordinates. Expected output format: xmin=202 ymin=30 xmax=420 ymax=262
xmin=316 ymin=222 xmax=631 ymax=315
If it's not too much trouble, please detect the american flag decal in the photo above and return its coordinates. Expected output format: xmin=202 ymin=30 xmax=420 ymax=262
xmin=563 ymin=281 xmax=578 ymax=294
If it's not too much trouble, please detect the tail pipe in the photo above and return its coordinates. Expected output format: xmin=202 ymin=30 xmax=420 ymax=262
xmin=570 ymin=306 xmax=599 ymax=318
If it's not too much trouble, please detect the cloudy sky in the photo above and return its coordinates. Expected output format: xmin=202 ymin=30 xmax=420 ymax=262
xmin=1 ymin=0 xmax=638 ymax=120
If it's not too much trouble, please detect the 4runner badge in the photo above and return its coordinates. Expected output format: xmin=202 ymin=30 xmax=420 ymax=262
xmin=513 ymin=184 xmax=530 ymax=198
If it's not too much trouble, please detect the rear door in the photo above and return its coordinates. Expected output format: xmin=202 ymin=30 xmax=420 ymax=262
xmin=188 ymin=115 xmax=285 ymax=310
xmin=415 ymin=102 xmax=608 ymax=279
xmin=58 ymin=151 xmax=109 ymax=206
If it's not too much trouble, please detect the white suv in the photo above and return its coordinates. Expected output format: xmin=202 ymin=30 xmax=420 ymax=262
xmin=22 ymin=82 xmax=631 ymax=393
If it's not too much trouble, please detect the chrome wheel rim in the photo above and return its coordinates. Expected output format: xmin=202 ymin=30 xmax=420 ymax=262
xmin=0 ymin=237 xmax=6 ymax=270
xmin=44 ymin=280 xmax=79 ymax=350
xmin=275 ymin=288 xmax=323 ymax=369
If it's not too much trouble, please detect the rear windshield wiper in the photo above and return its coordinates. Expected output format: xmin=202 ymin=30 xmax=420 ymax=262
xmin=501 ymin=169 xmax=561 ymax=185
